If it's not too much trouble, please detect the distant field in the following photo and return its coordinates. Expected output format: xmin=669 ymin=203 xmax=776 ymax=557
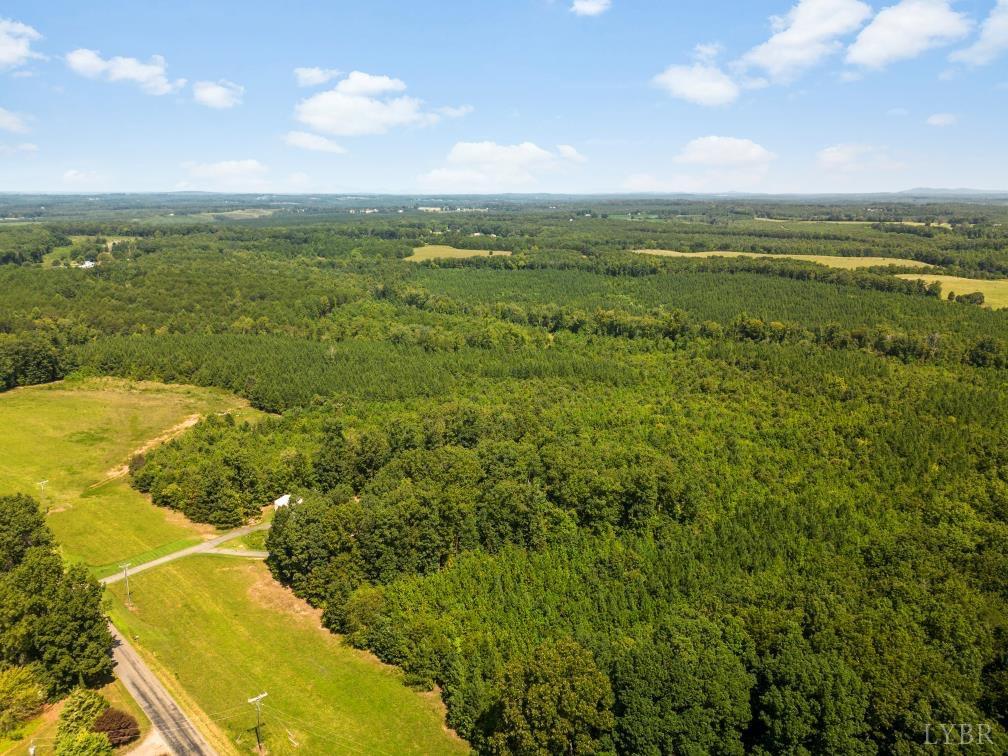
xmin=0 ymin=377 xmax=252 ymax=566
xmin=896 ymin=274 xmax=1008 ymax=309
xmin=636 ymin=249 xmax=933 ymax=270
xmin=409 ymin=244 xmax=512 ymax=261
xmin=107 ymin=558 xmax=468 ymax=756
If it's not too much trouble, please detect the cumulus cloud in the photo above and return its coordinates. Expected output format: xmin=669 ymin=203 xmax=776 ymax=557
xmin=420 ymin=141 xmax=585 ymax=192
xmin=183 ymin=159 xmax=269 ymax=190
xmin=571 ymin=0 xmax=612 ymax=17
xmin=626 ymin=136 xmax=778 ymax=193
xmin=294 ymin=66 xmax=341 ymax=87
xmin=66 ymin=48 xmax=186 ymax=94
xmin=817 ymin=143 xmax=902 ymax=171
xmin=0 ymin=107 xmax=28 ymax=133
xmin=950 ymin=0 xmax=1008 ymax=66
xmin=846 ymin=0 xmax=973 ymax=69
xmin=557 ymin=144 xmax=586 ymax=162
xmin=675 ymin=136 xmax=776 ymax=166
xmin=193 ymin=80 xmax=244 ymax=109
xmin=0 ymin=18 xmax=42 ymax=70
xmin=740 ymin=0 xmax=872 ymax=81
xmin=284 ymin=130 xmax=346 ymax=153
xmin=653 ymin=62 xmax=740 ymax=106
xmin=294 ymin=70 xmax=459 ymax=137
xmin=926 ymin=112 xmax=958 ymax=126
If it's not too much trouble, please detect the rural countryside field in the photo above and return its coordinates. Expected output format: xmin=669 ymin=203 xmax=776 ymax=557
xmin=3 ymin=0 xmax=1008 ymax=752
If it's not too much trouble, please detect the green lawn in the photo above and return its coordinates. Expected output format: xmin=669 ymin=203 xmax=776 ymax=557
xmin=637 ymin=248 xmax=933 ymax=270
xmin=106 ymin=558 xmax=467 ymax=755
xmin=896 ymin=273 xmax=1008 ymax=309
xmin=408 ymin=244 xmax=511 ymax=261
xmin=0 ymin=376 xmax=252 ymax=566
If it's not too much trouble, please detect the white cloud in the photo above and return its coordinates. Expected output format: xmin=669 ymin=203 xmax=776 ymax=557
xmin=950 ymin=0 xmax=1008 ymax=66
xmin=284 ymin=130 xmax=346 ymax=153
xmin=183 ymin=159 xmax=269 ymax=190
xmin=817 ymin=143 xmax=903 ymax=171
xmin=193 ymin=80 xmax=244 ymax=109
xmin=294 ymin=66 xmax=341 ymax=87
xmin=65 ymin=49 xmax=186 ymax=95
xmin=420 ymin=141 xmax=584 ymax=191
xmin=846 ymin=0 xmax=973 ymax=69
xmin=740 ymin=0 xmax=872 ymax=81
xmin=926 ymin=112 xmax=958 ymax=126
xmin=694 ymin=43 xmax=724 ymax=62
xmin=438 ymin=104 xmax=474 ymax=118
xmin=557 ymin=144 xmax=586 ymax=162
xmin=294 ymin=71 xmax=452 ymax=137
xmin=675 ymin=136 xmax=776 ymax=166
xmin=571 ymin=0 xmax=612 ymax=17
xmin=62 ymin=168 xmax=102 ymax=186
xmin=0 ymin=18 xmax=42 ymax=70
xmin=335 ymin=71 xmax=406 ymax=96
xmin=653 ymin=63 xmax=740 ymax=106
xmin=0 ymin=107 xmax=28 ymax=133
xmin=0 ymin=141 xmax=37 ymax=155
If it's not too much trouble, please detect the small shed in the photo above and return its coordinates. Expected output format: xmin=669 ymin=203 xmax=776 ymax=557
xmin=273 ymin=493 xmax=291 ymax=510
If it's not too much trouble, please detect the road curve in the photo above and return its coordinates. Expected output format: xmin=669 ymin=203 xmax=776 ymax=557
xmin=110 ymin=626 xmax=217 ymax=756
xmin=102 ymin=523 xmax=270 ymax=585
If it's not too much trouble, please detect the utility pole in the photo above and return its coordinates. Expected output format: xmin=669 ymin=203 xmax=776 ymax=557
xmin=119 ymin=563 xmax=132 ymax=607
xmin=248 ymin=692 xmax=268 ymax=752
xmin=28 ymin=739 xmax=35 ymax=756
xmin=37 ymin=480 xmax=48 ymax=511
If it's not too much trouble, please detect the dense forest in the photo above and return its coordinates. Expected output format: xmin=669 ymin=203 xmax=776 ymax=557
xmin=1 ymin=197 xmax=1007 ymax=752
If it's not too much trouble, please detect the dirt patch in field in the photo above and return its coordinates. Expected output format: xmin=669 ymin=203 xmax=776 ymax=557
xmin=92 ymin=414 xmax=201 ymax=487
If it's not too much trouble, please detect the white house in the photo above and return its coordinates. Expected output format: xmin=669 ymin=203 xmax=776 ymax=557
xmin=272 ymin=494 xmax=304 ymax=510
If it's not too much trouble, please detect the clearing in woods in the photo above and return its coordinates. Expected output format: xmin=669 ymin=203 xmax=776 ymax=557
xmin=106 ymin=557 xmax=468 ymax=755
xmin=0 ymin=376 xmax=253 ymax=567
xmin=0 ymin=377 xmax=466 ymax=755
xmin=408 ymin=244 xmax=512 ymax=261
xmin=896 ymin=274 xmax=1008 ymax=309
xmin=636 ymin=249 xmax=933 ymax=270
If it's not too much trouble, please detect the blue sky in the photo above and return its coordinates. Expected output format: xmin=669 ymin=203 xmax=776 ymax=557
xmin=1 ymin=0 xmax=1006 ymax=193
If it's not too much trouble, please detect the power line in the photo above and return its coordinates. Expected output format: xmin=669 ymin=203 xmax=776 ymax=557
xmin=248 ymin=692 xmax=268 ymax=753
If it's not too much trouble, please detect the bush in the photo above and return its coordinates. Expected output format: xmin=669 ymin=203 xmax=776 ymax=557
xmin=56 ymin=689 xmax=109 ymax=752
xmin=0 ymin=665 xmax=45 ymax=737
xmin=55 ymin=729 xmax=113 ymax=756
xmin=92 ymin=707 xmax=140 ymax=747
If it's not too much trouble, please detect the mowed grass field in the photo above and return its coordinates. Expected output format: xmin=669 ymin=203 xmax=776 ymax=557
xmin=106 ymin=558 xmax=467 ymax=755
xmin=1 ymin=378 xmax=465 ymax=755
xmin=0 ymin=376 xmax=252 ymax=567
xmin=636 ymin=248 xmax=933 ymax=270
xmin=896 ymin=274 xmax=1008 ymax=309
xmin=409 ymin=244 xmax=512 ymax=261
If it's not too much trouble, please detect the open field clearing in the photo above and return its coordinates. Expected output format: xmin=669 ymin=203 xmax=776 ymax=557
xmin=896 ymin=274 xmax=1008 ymax=309
xmin=106 ymin=558 xmax=468 ymax=756
xmin=636 ymin=248 xmax=933 ymax=270
xmin=0 ymin=377 xmax=252 ymax=566
xmin=409 ymin=244 xmax=512 ymax=261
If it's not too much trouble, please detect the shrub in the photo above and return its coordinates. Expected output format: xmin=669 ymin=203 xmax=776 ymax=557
xmin=56 ymin=689 xmax=109 ymax=752
xmin=92 ymin=707 xmax=140 ymax=747
xmin=0 ymin=665 xmax=45 ymax=737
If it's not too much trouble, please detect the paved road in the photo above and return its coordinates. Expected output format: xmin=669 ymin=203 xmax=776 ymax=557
xmin=102 ymin=523 xmax=271 ymax=585
xmin=208 ymin=548 xmax=269 ymax=558
xmin=110 ymin=626 xmax=218 ymax=756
